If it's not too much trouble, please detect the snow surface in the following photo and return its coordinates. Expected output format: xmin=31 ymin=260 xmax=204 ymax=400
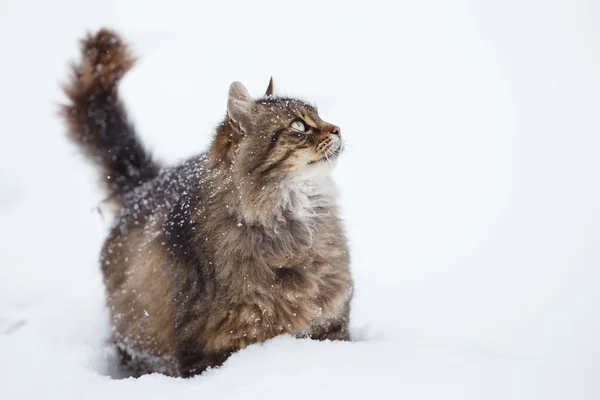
xmin=1 ymin=0 xmax=600 ymax=398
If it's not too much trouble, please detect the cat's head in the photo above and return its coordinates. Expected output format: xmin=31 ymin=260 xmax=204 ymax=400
xmin=211 ymin=79 xmax=342 ymax=183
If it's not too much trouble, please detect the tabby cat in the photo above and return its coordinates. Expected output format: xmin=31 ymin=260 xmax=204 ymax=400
xmin=61 ymin=29 xmax=353 ymax=377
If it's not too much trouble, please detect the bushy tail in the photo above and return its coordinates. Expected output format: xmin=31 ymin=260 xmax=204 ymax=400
xmin=61 ymin=28 xmax=159 ymax=204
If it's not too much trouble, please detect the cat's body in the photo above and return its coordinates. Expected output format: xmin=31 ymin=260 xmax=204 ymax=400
xmin=61 ymin=29 xmax=352 ymax=377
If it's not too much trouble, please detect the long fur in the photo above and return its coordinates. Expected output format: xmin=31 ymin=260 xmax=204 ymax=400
xmin=60 ymin=29 xmax=353 ymax=378
xmin=61 ymin=29 xmax=159 ymax=204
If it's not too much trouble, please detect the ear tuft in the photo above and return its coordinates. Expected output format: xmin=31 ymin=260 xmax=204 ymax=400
xmin=227 ymin=81 xmax=253 ymax=133
xmin=265 ymin=76 xmax=274 ymax=96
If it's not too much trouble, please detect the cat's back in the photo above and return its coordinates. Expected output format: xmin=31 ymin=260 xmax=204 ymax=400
xmin=102 ymin=154 xmax=210 ymax=281
xmin=99 ymin=154 xmax=210 ymax=376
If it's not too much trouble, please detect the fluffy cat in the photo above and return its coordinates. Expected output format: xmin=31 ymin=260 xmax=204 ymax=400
xmin=61 ymin=29 xmax=353 ymax=377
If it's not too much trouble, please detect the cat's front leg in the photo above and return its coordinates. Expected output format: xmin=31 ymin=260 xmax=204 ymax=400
xmin=310 ymin=315 xmax=350 ymax=342
xmin=177 ymin=347 xmax=233 ymax=378
xmin=320 ymin=323 xmax=350 ymax=341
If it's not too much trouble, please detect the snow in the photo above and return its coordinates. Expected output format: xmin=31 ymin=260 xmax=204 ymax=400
xmin=1 ymin=0 xmax=600 ymax=398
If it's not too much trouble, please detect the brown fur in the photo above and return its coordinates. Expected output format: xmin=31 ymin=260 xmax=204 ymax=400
xmin=61 ymin=29 xmax=353 ymax=377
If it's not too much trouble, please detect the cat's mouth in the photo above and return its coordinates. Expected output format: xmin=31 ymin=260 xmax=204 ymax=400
xmin=308 ymin=145 xmax=342 ymax=165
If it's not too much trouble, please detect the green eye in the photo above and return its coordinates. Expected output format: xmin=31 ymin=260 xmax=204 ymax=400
xmin=291 ymin=120 xmax=307 ymax=132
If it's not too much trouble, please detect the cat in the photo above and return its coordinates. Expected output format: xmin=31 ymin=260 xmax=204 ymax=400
xmin=61 ymin=28 xmax=353 ymax=377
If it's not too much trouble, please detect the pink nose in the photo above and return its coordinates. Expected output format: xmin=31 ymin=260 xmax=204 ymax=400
xmin=330 ymin=125 xmax=341 ymax=137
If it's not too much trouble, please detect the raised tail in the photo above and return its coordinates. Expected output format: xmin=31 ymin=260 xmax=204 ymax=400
xmin=61 ymin=28 xmax=159 ymax=205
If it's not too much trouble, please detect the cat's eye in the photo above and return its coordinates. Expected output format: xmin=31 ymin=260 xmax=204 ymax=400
xmin=290 ymin=120 xmax=307 ymax=132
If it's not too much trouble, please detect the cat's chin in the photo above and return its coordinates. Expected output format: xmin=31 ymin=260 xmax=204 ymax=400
xmin=307 ymin=147 xmax=342 ymax=166
xmin=307 ymin=155 xmax=337 ymax=166
xmin=296 ymin=158 xmax=337 ymax=180
xmin=306 ymin=155 xmax=339 ymax=167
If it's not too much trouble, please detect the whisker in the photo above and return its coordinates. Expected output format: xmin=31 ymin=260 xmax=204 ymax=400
xmin=324 ymin=147 xmax=334 ymax=168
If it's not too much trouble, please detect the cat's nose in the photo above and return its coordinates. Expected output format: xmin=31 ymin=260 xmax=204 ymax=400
xmin=330 ymin=125 xmax=341 ymax=137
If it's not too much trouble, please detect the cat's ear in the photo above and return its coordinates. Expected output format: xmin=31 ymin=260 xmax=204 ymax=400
xmin=227 ymin=81 xmax=253 ymax=134
xmin=264 ymin=76 xmax=274 ymax=97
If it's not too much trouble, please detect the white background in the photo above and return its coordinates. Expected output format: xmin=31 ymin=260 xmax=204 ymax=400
xmin=1 ymin=0 xmax=599 ymax=398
